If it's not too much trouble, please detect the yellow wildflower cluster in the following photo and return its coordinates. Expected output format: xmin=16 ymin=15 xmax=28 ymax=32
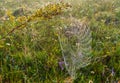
xmin=0 ymin=2 xmax=71 ymax=40
xmin=17 ymin=16 xmax=27 ymax=23
xmin=6 ymin=10 xmax=15 ymax=21
xmin=6 ymin=2 xmax=71 ymax=23
xmin=17 ymin=2 xmax=71 ymax=23
xmin=33 ymin=2 xmax=71 ymax=19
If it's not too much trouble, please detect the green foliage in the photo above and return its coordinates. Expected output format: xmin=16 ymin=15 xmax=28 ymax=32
xmin=0 ymin=0 xmax=120 ymax=83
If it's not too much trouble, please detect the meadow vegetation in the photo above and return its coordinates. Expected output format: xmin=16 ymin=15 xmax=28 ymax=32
xmin=0 ymin=0 xmax=120 ymax=83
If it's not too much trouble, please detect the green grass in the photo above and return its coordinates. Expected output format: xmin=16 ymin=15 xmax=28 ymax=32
xmin=0 ymin=0 xmax=120 ymax=83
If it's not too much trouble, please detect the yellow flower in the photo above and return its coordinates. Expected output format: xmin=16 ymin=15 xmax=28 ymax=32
xmin=9 ymin=15 xmax=15 ymax=21
xmin=17 ymin=16 xmax=27 ymax=23
xmin=6 ymin=10 xmax=15 ymax=21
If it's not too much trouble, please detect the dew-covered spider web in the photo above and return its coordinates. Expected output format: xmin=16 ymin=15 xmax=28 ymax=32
xmin=58 ymin=18 xmax=92 ymax=79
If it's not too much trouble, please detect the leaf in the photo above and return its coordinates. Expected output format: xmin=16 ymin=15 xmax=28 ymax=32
xmin=0 ymin=45 xmax=4 ymax=48
xmin=0 ymin=39 xmax=4 ymax=48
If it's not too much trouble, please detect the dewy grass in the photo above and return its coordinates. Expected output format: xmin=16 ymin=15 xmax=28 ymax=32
xmin=0 ymin=0 xmax=120 ymax=83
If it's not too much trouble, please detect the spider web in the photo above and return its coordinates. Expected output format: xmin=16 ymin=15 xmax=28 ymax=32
xmin=58 ymin=18 xmax=92 ymax=79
